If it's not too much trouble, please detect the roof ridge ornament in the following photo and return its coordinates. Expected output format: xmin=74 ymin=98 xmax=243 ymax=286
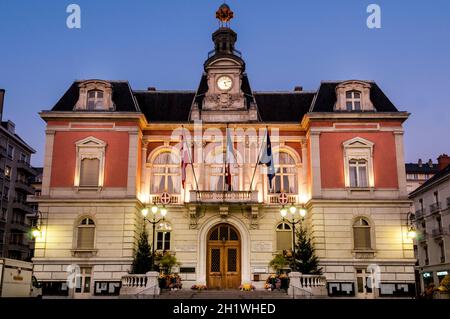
xmin=216 ymin=3 xmax=234 ymax=27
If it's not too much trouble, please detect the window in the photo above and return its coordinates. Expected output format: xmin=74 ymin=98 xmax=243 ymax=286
xmin=349 ymin=159 xmax=368 ymax=187
xmin=276 ymin=222 xmax=292 ymax=251
xmin=343 ymin=137 xmax=374 ymax=188
xmin=346 ymin=90 xmax=361 ymax=111
xmin=156 ymin=222 xmax=172 ymax=251
xmin=423 ymin=245 xmax=429 ymax=265
xmin=353 ymin=217 xmax=372 ymax=250
xmin=75 ymin=267 xmax=92 ymax=294
xmin=86 ymin=90 xmax=104 ymax=110
xmin=270 ymin=152 xmax=297 ymax=193
xmin=19 ymin=153 xmax=28 ymax=163
xmin=151 ymin=151 xmax=180 ymax=194
xmin=3 ymin=187 xmax=9 ymax=200
xmin=439 ymin=241 xmax=445 ymax=263
xmin=77 ymin=217 xmax=95 ymax=249
xmin=7 ymin=145 xmax=14 ymax=159
xmin=5 ymin=166 xmax=11 ymax=178
xmin=79 ymin=158 xmax=100 ymax=187
xmin=74 ymin=137 xmax=106 ymax=188
xmin=434 ymin=191 xmax=439 ymax=204
xmin=94 ymin=281 xmax=121 ymax=296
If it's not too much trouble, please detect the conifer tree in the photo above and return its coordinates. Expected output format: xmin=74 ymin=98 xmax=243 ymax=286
xmin=131 ymin=226 xmax=153 ymax=274
xmin=291 ymin=226 xmax=322 ymax=274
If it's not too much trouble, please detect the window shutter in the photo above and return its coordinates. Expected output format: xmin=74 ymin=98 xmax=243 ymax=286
xmin=354 ymin=227 xmax=371 ymax=249
xmin=80 ymin=158 xmax=100 ymax=186
xmin=77 ymin=227 xmax=95 ymax=249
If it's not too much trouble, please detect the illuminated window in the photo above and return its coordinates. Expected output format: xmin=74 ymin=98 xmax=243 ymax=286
xmin=349 ymin=159 xmax=368 ymax=187
xmin=270 ymin=152 xmax=297 ymax=193
xmin=151 ymin=151 xmax=180 ymax=194
xmin=343 ymin=137 xmax=374 ymax=188
xmin=74 ymin=137 xmax=106 ymax=188
xmin=156 ymin=222 xmax=172 ymax=251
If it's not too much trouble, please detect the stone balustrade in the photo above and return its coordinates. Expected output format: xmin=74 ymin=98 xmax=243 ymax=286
xmin=120 ymin=271 xmax=160 ymax=298
xmin=189 ymin=191 xmax=258 ymax=204
xmin=288 ymin=272 xmax=327 ymax=298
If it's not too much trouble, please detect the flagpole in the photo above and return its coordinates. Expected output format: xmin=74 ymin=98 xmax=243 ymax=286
xmin=249 ymin=126 xmax=268 ymax=192
xmin=182 ymin=125 xmax=199 ymax=192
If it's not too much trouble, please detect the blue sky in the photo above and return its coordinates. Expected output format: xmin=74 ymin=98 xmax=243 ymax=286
xmin=0 ymin=0 xmax=449 ymax=166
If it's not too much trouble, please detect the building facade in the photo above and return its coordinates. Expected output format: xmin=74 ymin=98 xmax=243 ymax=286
xmin=405 ymin=159 xmax=439 ymax=194
xmin=409 ymin=164 xmax=450 ymax=292
xmin=32 ymin=6 xmax=416 ymax=298
xmin=0 ymin=89 xmax=38 ymax=261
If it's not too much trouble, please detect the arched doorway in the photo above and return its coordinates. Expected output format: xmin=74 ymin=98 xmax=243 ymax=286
xmin=207 ymin=223 xmax=241 ymax=289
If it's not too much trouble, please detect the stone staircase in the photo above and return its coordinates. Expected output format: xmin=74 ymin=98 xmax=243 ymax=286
xmin=158 ymin=289 xmax=292 ymax=299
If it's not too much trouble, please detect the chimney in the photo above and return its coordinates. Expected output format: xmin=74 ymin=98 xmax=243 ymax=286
xmin=437 ymin=154 xmax=450 ymax=170
xmin=0 ymin=89 xmax=4 ymax=122
xmin=147 ymin=87 xmax=156 ymax=91
xmin=418 ymin=158 xmax=422 ymax=167
xmin=428 ymin=159 xmax=433 ymax=168
xmin=6 ymin=120 xmax=15 ymax=134
xmin=294 ymin=86 xmax=303 ymax=92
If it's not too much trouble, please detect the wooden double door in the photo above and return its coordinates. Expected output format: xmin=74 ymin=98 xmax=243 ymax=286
xmin=207 ymin=224 xmax=241 ymax=289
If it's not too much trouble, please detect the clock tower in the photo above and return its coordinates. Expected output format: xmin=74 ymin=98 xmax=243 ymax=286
xmin=191 ymin=4 xmax=258 ymax=122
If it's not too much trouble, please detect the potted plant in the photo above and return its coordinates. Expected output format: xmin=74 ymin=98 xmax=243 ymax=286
xmin=436 ymin=275 xmax=450 ymax=299
xmin=269 ymin=254 xmax=289 ymax=275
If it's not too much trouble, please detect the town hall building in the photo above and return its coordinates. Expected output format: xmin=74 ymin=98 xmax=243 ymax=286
xmin=31 ymin=5 xmax=416 ymax=298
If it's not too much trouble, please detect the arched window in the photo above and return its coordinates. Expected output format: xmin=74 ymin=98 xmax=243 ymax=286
xmin=204 ymin=148 xmax=238 ymax=191
xmin=151 ymin=151 xmax=180 ymax=194
xmin=86 ymin=90 xmax=104 ymax=110
xmin=270 ymin=152 xmax=297 ymax=193
xmin=349 ymin=159 xmax=368 ymax=188
xmin=156 ymin=222 xmax=172 ymax=251
xmin=346 ymin=90 xmax=361 ymax=111
xmin=353 ymin=217 xmax=372 ymax=250
xmin=276 ymin=222 xmax=292 ymax=251
xmin=77 ymin=217 xmax=95 ymax=249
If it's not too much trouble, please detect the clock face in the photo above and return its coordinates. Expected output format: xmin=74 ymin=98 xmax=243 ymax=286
xmin=217 ymin=75 xmax=233 ymax=91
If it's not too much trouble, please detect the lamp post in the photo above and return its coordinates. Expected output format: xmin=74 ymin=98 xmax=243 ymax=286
xmin=31 ymin=211 xmax=42 ymax=239
xmin=142 ymin=204 xmax=168 ymax=271
xmin=280 ymin=204 xmax=306 ymax=272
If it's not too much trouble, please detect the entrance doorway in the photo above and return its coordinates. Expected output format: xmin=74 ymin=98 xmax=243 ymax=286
xmin=207 ymin=224 xmax=241 ymax=289
xmin=356 ymin=268 xmax=375 ymax=299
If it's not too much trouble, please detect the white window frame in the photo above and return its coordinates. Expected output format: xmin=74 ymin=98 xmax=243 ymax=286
xmin=86 ymin=90 xmax=105 ymax=110
xmin=76 ymin=217 xmax=96 ymax=250
xmin=74 ymin=80 xmax=114 ymax=111
xmin=150 ymin=151 xmax=181 ymax=194
xmin=74 ymin=137 xmax=107 ymax=188
xmin=269 ymin=151 xmax=298 ymax=194
xmin=155 ymin=222 xmax=172 ymax=251
xmin=335 ymin=80 xmax=374 ymax=111
xmin=343 ymin=137 xmax=374 ymax=188
xmin=276 ymin=222 xmax=292 ymax=251
xmin=345 ymin=90 xmax=362 ymax=111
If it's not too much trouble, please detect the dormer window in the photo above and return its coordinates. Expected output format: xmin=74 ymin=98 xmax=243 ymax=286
xmin=335 ymin=81 xmax=374 ymax=112
xmin=87 ymin=90 xmax=104 ymax=110
xmin=74 ymin=80 xmax=114 ymax=111
xmin=346 ymin=90 xmax=361 ymax=111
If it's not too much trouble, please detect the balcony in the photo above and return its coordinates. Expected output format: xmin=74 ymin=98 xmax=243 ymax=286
xmin=12 ymin=201 xmax=34 ymax=214
xmin=429 ymin=202 xmax=441 ymax=214
xmin=14 ymin=180 xmax=35 ymax=194
xmin=431 ymin=228 xmax=444 ymax=238
xmin=447 ymin=197 xmax=450 ymax=208
xmin=189 ymin=190 xmax=258 ymax=204
xmin=10 ymin=221 xmax=30 ymax=232
xmin=16 ymin=160 xmax=37 ymax=175
xmin=415 ymin=208 xmax=425 ymax=219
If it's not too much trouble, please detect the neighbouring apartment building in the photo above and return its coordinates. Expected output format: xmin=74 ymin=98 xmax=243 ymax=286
xmin=0 ymin=89 xmax=38 ymax=261
xmin=31 ymin=5 xmax=416 ymax=298
xmin=405 ymin=159 xmax=439 ymax=194
xmin=409 ymin=158 xmax=450 ymax=292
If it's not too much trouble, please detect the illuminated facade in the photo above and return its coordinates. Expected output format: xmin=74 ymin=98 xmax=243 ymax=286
xmin=32 ymin=6 xmax=416 ymax=298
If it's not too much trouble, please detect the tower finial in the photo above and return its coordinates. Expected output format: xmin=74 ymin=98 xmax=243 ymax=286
xmin=216 ymin=3 xmax=234 ymax=27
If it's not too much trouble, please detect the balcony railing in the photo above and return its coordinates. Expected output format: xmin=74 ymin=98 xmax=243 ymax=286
xmin=267 ymin=194 xmax=298 ymax=205
xmin=149 ymin=194 xmax=181 ymax=205
xmin=15 ymin=180 xmax=35 ymax=194
xmin=415 ymin=209 xmax=425 ymax=219
xmin=447 ymin=197 xmax=450 ymax=208
xmin=16 ymin=160 xmax=37 ymax=175
xmin=430 ymin=202 xmax=441 ymax=214
xmin=120 ymin=272 xmax=160 ymax=296
xmin=12 ymin=201 xmax=34 ymax=214
xmin=189 ymin=190 xmax=258 ymax=204
xmin=431 ymin=228 xmax=444 ymax=237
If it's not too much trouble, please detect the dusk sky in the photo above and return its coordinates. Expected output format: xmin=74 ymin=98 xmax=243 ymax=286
xmin=0 ymin=0 xmax=449 ymax=166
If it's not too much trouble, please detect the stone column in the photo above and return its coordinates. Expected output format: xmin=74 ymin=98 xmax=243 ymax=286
xmin=145 ymin=271 xmax=161 ymax=295
xmin=288 ymin=271 xmax=302 ymax=297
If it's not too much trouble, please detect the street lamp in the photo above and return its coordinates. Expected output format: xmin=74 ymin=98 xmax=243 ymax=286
xmin=142 ymin=205 xmax=168 ymax=271
xmin=31 ymin=211 xmax=42 ymax=239
xmin=406 ymin=211 xmax=417 ymax=239
xmin=280 ymin=204 xmax=307 ymax=272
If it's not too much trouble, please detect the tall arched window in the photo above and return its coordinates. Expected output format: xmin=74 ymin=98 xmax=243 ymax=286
xmin=86 ymin=90 xmax=104 ymax=110
xmin=353 ymin=217 xmax=372 ymax=250
xmin=270 ymin=152 xmax=297 ymax=193
xmin=77 ymin=217 xmax=95 ymax=249
xmin=276 ymin=222 xmax=292 ymax=251
xmin=151 ymin=151 xmax=180 ymax=194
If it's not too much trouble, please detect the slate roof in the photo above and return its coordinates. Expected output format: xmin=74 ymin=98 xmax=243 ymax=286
xmin=405 ymin=163 xmax=439 ymax=175
xmin=409 ymin=164 xmax=450 ymax=197
xmin=51 ymin=81 xmax=139 ymax=112
xmin=310 ymin=81 xmax=398 ymax=112
xmin=49 ymin=79 xmax=400 ymax=123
